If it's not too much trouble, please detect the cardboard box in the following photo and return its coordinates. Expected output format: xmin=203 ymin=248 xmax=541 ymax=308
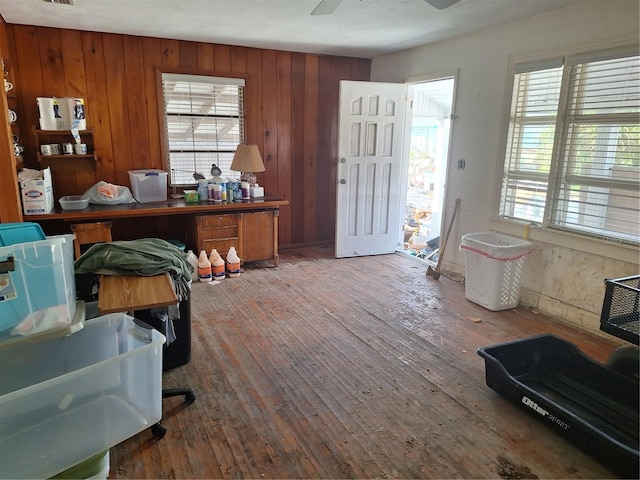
xmin=250 ymin=186 xmax=264 ymax=198
xmin=20 ymin=167 xmax=54 ymax=215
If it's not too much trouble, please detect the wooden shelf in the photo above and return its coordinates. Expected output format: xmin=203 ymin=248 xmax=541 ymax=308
xmin=33 ymin=127 xmax=96 ymax=172
xmin=37 ymin=153 xmax=96 ymax=173
xmin=38 ymin=153 xmax=94 ymax=160
xmin=34 ymin=128 xmax=93 ymax=135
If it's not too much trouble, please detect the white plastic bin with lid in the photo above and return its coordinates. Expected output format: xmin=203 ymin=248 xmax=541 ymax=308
xmin=128 ymin=169 xmax=168 ymax=203
xmin=0 ymin=234 xmax=77 ymax=342
xmin=0 ymin=313 xmax=165 ymax=479
xmin=460 ymin=232 xmax=533 ymax=311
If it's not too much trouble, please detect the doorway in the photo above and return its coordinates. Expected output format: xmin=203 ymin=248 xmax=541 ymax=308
xmin=400 ymin=77 xmax=455 ymax=262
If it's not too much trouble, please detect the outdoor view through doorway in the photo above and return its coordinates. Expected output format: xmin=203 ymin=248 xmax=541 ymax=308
xmin=400 ymin=77 xmax=455 ymax=263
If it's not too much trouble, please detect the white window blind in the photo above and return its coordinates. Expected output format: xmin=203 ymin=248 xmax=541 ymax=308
xmin=552 ymin=55 xmax=640 ymax=241
xmin=161 ymin=73 xmax=245 ymax=186
xmin=500 ymin=66 xmax=563 ymax=223
xmin=500 ymin=48 xmax=640 ymax=244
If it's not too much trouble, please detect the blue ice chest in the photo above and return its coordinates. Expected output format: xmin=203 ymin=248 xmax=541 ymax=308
xmin=0 ymin=234 xmax=77 ymax=342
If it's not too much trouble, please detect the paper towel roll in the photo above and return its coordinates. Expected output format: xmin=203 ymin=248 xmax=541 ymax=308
xmin=36 ymin=97 xmax=87 ymax=130
xmin=37 ymin=97 xmax=57 ymax=130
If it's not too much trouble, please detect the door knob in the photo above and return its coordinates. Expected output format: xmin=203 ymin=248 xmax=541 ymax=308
xmin=339 ymin=179 xmax=347 ymax=184
xmin=340 ymin=157 xmax=347 ymax=163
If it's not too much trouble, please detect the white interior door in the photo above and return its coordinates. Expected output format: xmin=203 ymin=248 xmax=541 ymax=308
xmin=335 ymin=80 xmax=407 ymax=258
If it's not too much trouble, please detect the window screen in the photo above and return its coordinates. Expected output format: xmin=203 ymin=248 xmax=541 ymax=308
xmin=161 ymin=73 xmax=245 ymax=186
xmin=500 ymin=48 xmax=639 ymax=244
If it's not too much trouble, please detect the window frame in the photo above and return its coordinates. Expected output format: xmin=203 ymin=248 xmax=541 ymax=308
xmin=157 ymin=68 xmax=248 ymax=188
xmin=498 ymin=45 xmax=640 ymax=245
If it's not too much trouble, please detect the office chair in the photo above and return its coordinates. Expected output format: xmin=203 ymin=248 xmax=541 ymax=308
xmin=151 ymin=388 xmax=196 ymax=439
xmin=141 ymin=301 xmax=196 ymax=440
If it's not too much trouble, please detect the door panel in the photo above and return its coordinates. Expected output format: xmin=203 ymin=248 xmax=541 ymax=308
xmin=335 ymin=80 xmax=406 ymax=258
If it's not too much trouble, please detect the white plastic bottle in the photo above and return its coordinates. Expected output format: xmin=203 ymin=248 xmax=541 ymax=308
xmin=226 ymin=247 xmax=241 ymax=278
xmin=209 ymin=249 xmax=226 ymax=280
xmin=186 ymin=250 xmax=199 ymax=282
xmin=197 ymin=250 xmax=212 ymax=282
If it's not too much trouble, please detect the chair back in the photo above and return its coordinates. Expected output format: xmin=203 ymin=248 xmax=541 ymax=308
xmin=70 ymin=221 xmax=112 ymax=258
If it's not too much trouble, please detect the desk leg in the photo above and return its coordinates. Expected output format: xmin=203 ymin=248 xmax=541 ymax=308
xmin=272 ymin=210 xmax=279 ymax=267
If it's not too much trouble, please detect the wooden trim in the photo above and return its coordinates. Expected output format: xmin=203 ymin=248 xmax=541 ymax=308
xmin=155 ymin=66 xmax=169 ymax=175
xmin=157 ymin=65 xmax=250 ymax=81
xmin=0 ymin=17 xmax=23 ymax=222
xmin=0 ymin=79 xmax=22 ymax=222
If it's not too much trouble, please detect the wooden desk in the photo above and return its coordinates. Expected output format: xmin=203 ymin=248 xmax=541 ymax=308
xmin=98 ymin=273 xmax=178 ymax=314
xmin=26 ymin=196 xmax=288 ymax=222
xmin=27 ymin=196 xmax=288 ymax=266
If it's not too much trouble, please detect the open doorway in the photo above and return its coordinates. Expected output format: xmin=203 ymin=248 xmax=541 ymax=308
xmin=400 ymin=77 xmax=455 ymax=262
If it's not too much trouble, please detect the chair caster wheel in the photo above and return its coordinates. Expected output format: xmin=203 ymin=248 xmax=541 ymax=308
xmin=185 ymin=390 xmax=196 ymax=404
xmin=152 ymin=422 xmax=167 ymax=439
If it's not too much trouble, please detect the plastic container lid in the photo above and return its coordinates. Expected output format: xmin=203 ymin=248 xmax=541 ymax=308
xmin=0 ymin=222 xmax=46 ymax=246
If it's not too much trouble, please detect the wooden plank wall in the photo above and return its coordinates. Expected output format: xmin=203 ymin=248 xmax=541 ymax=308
xmin=8 ymin=25 xmax=371 ymax=245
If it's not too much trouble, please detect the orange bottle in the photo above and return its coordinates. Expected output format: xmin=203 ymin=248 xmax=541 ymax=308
xmin=209 ymin=249 xmax=225 ymax=280
xmin=226 ymin=247 xmax=241 ymax=278
xmin=197 ymin=250 xmax=212 ymax=282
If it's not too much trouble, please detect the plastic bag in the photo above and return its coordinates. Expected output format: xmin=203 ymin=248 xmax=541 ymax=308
xmin=82 ymin=181 xmax=135 ymax=205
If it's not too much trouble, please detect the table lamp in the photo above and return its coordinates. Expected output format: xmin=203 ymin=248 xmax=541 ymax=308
xmin=230 ymin=144 xmax=265 ymax=185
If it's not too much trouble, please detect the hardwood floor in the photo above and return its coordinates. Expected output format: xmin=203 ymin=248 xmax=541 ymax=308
xmin=109 ymin=246 xmax=629 ymax=479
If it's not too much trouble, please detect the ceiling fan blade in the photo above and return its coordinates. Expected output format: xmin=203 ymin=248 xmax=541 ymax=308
xmin=424 ymin=0 xmax=461 ymax=10
xmin=311 ymin=0 xmax=343 ymax=16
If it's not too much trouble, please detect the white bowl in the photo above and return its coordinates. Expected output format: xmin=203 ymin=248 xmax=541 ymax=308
xmin=59 ymin=195 xmax=89 ymax=210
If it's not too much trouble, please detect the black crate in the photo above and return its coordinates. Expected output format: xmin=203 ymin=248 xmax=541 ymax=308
xmin=600 ymin=275 xmax=640 ymax=345
xmin=477 ymin=334 xmax=639 ymax=479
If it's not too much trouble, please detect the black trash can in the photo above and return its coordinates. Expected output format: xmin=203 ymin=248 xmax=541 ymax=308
xmin=135 ymin=293 xmax=191 ymax=371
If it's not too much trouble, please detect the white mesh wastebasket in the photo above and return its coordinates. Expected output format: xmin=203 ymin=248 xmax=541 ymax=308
xmin=460 ymin=232 xmax=533 ymax=311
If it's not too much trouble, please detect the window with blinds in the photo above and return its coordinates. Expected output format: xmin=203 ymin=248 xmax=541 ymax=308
xmin=161 ymin=73 xmax=245 ymax=186
xmin=500 ymin=47 xmax=639 ymax=244
xmin=500 ymin=66 xmax=563 ymax=223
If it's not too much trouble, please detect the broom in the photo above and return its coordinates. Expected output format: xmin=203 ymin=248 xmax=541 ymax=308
xmin=426 ymin=198 xmax=460 ymax=280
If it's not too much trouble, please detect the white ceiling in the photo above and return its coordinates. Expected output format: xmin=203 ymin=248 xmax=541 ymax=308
xmin=0 ymin=0 xmax=588 ymax=59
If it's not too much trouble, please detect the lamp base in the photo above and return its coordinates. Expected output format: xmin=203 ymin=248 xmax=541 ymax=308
xmin=240 ymin=172 xmax=257 ymax=184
